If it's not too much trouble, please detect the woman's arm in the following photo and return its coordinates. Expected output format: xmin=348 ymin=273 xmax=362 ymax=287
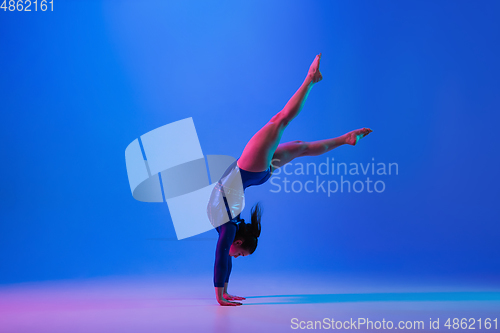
xmin=214 ymin=223 xmax=242 ymax=306
xmin=215 ymin=286 xmax=241 ymax=306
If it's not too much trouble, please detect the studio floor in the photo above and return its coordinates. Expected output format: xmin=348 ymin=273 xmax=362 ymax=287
xmin=0 ymin=273 xmax=499 ymax=332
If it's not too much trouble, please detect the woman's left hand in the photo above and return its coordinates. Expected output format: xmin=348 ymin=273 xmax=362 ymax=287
xmin=224 ymin=293 xmax=246 ymax=301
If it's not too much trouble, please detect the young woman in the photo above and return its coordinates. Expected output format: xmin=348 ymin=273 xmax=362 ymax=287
xmin=209 ymin=53 xmax=372 ymax=306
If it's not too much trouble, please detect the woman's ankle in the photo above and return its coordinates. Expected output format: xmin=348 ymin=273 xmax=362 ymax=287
xmin=304 ymin=74 xmax=315 ymax=86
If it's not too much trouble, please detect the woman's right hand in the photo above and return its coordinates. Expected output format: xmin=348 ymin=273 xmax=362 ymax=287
xmin=217 ymin=298 xmax=242 ymax=306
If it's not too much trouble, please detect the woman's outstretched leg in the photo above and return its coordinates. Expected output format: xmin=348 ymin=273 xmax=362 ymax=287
xmin=271 ymin=128 xmax=372 ymax=169
xmin=237 ymin=54 xmax=323 ymax=172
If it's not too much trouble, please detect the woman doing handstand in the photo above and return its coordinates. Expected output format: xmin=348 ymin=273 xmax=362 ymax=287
xmin=209 ymin=53 xmax=372 ymax=306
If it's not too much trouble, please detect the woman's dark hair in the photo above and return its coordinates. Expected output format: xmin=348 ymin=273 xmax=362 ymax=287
xmin=234 ymin=202 xmax=262 ymax=254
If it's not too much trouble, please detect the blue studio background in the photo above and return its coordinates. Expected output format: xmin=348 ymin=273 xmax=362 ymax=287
xmin=0 ymin=0 xmax=499 ymax=285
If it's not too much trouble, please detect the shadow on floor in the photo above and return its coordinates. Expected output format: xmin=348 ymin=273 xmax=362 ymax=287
xmin=244 ymin=292 xmax=500 ymax=305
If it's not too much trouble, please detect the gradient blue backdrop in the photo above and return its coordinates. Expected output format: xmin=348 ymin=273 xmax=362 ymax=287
xmin=1 ymin=0 xmax=499 ymax=285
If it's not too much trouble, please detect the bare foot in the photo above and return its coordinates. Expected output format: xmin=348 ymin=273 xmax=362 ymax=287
xmin=345 ymin=128 xmax=373 ymax=146
xmin=308 ymin=53 xmax=323 ymax=83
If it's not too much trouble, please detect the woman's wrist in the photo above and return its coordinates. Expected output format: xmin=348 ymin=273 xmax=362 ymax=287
xmin=215 ymin=287 xmax=225 ymax=300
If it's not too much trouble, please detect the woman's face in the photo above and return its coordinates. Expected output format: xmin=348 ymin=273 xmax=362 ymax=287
xmin=229 ymin=240 xmax=251 ymax=258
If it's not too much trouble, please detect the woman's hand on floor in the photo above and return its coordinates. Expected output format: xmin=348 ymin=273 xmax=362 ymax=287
xmin=218 ymin=298 xmax=242 ymax=306
xmin=224 ymin=293 xmax=246 ymax=301
xmin=216 ymin=287 xmax=242 ymax=306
